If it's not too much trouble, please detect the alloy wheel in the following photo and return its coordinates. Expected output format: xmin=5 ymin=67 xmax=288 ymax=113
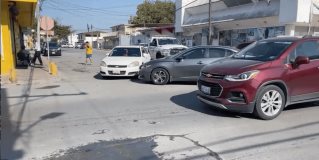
xmin=260 ymin=90 xmax=283 ymax=117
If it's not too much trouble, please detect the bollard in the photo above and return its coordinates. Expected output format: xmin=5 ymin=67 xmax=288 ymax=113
xmin=49 ymin=62 xmax=58 ymax=76
xmin=9 ymin=69 xmax=17 ymax=82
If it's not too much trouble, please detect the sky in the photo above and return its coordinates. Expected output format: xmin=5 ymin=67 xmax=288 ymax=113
xmin=41 ymin=0 xmax=145 ymax=33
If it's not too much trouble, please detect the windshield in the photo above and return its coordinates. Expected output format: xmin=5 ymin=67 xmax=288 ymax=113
xmin=49 ymin=43 xmax=58 ymax=48
xmin=233 ymin=41 xmax=292 ymax=61
xmin=158 ymin=39 xmax=178 ymax=45
xmin=110 ymin=48 xmax=141 ymax=57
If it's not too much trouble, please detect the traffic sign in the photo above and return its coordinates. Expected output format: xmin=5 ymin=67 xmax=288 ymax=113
xmin=40 ymin=16 xmax=54 ymax=31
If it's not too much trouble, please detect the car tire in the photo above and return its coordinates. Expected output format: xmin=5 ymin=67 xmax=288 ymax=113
xmin=151 ymin=68 xmax=169 ymax=85
xmin=253 ymin=85 xmax=286 ymax=120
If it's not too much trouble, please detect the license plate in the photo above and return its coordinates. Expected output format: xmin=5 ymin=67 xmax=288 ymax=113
xmin=113 ymin=70 xmax=121 ymax=74
xmin=52 ymin=52 xmax=55 ymax=54
xmin=201 ymin=85 xmax=211 ymax=94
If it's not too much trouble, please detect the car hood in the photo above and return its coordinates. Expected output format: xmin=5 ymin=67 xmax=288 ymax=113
xmin=102 ymin=57 xmax=143 ymax=65
xmin=158 ymin=44 xmax=187 ymax=49
xmin=202 ymin=58 xmax=271 ymax=75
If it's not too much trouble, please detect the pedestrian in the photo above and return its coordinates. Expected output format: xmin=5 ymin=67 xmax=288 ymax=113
xmin=85 ymin=41 xmax=93 ymax=65
xmin=17 ymin=45 xmax=31 ymax=66
xmin=31 ymin=48 xmax=43 ymax=66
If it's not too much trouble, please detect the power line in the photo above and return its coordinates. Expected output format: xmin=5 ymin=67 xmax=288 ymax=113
xmin=175 ymin=0 xmax=198 ymax=12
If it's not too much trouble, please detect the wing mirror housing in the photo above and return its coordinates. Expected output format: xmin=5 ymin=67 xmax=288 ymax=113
xmin=294 ymin=56 xmax=310 ymax=66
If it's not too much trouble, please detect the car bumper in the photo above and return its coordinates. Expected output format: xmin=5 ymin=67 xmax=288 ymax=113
xmin=138 ymin=67 xmax=152 ymax=81
xmin=100 ymin=66 xmax=139 ymax=77
xmin=43 ymin=50 xmax=61 ymax=56
xmin=197 ymin=91 xmax=255 ymax=113
xmin=196 ymin=77 xmax=260 ymax=113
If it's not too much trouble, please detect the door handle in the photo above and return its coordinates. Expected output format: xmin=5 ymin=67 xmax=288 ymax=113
xmin=197 ymin=61 xmax=203 ymax=64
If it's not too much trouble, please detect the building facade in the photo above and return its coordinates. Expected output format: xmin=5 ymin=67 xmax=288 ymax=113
xmin=1 ymin=0 xmax=38 ymax=81
xmin=175 ymin=0 xmax=319 ymax=47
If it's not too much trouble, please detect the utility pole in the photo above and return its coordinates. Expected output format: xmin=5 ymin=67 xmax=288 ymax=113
xmin=208 ymin=0 xmax=212 ymax=45
xmin=36 ymin=1 xmax=41 ymax=52
xmin=91 ymin=24 xmax=93 ymax=47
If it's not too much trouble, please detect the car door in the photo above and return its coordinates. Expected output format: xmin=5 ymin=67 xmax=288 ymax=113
xmin=172 ymin=47 xmax=208 ymax=81
xmin=141 ymin=47 xmax=151 ymax=63
xmin=286 ymin=40 xmax=319 ymax=102
xmin=148 ymin=39 xmax=157 ymax=59
xmin=207 ymin=48 xmax=231 ymax=63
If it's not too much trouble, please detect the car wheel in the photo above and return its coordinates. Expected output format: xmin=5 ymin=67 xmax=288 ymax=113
xmin=254 ymin=85 xmax=285 ymax=120
xmin=151 ymin=68 xmax=169 ymax=85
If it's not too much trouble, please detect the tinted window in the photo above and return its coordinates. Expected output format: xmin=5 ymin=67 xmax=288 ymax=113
xmin=150 ymin=39 xmax=157 ymax=46
xmin=208 ymin=48 xmax=226 ymax=58
xmin=158 ymin=39 xmax=178 ymax=45
xmin=182 ymin=48 xmax=206 ymax=59
xmin=226 ymin=50 xmax=235 ymax=56
xmin=110 ymin=48 xmax=141 ymax=57
xmin=49 ymin=43 xmax=58 ymax=47
xmin=290 ymin=41 xmax=319 ymax=60
xmin=233 ymin=41 xmax=292 ymax=61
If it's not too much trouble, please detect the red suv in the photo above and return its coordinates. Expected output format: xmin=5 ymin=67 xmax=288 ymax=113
xmin=197 ymin=37 xmax=319 ymax=120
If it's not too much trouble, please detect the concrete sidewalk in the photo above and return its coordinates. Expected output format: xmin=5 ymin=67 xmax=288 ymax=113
xmin=1 ymin=55 xmax=61 ymax=86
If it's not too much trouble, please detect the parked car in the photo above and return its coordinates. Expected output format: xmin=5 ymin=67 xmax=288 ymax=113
xmin=61 ymin=43 xmax=69 ymax=48
xmin=75 ymin=43 xmax=83 ymax=49
xmin=197 ymin=37 xmax=319 ymax=120
xmin=139 ymin=46 xmax=238 ymax=85
xmin=68 ymin=44 xmax=74 ymax=48
xmin=148 ymin=37 xmax=188 ymax=59
xmin=42 ymin=42 xmax=61 ymax=56
xmin=100 ymin=46 xmax=151 ymax=78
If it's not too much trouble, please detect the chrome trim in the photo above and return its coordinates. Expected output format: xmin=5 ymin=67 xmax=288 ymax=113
xmin=197 ymin=96 xmax=228 ymax=110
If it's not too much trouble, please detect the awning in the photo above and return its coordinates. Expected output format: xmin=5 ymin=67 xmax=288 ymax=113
xmin=183 ymin=0 xmax=280 ymax=26
xmin=9 ymin=0 xmax=38 ymax=27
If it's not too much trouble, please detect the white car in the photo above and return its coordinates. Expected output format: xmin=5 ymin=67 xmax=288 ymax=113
xmin=100 ymin=46 xmax=151 ymax=77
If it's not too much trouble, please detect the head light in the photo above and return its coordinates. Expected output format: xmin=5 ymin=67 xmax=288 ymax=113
xmin=100 ymin=61 xmax=107 ymax=67
xmin=225 ymin=70 xmax=259 ymax=81
xmin=128 ymin=61 xmax=139 ymax=67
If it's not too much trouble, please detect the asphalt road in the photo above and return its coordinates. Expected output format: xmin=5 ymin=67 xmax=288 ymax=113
xmin=1 ymin=48 xmax=319 ymax=160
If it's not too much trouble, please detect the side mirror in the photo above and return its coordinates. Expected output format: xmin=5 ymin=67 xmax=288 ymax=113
xmin=106 ymin=52 xmax=110 ymax=56
xmin=176 ymin=57 xmax=183 ymax=62
xmin=294 ymin=56 xmax=310 ymax=66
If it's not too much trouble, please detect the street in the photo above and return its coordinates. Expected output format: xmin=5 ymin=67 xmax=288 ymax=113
xmin=1 ymin=48 xmax=319 ymax=160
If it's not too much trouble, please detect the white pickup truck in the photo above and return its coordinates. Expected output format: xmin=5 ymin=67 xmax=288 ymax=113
xmin=148 ymin=37 xmax=188 ymax=59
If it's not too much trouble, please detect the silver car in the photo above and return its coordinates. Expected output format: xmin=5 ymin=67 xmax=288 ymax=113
xmin=139 ymin=46 xmax=238 ymax=85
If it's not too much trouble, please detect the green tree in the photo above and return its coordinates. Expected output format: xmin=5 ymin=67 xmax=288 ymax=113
xmin=132 ymin=0 xmax=175 ymax=24
xmin=53 ymin=21 xmax=72 ymax=40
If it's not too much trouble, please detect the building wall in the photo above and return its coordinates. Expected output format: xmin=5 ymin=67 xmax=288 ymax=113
xmin=1 ymin=0 xmax=15 ymax=75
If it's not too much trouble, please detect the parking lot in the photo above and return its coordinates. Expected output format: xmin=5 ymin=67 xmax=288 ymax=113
xmin=2 ymin=48 xmax=319 ymax=160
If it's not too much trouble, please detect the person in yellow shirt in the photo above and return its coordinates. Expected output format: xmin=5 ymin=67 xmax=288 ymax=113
xmin=85 ymin=41 xmax=93 ymax=65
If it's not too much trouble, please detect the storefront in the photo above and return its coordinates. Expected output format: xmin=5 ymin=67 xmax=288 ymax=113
xmin=175 ymin=0 xmax=319 ymax=47
xmin=1 ymin=0 xmax=37 ymax=81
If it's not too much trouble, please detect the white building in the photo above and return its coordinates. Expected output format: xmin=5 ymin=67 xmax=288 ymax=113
xmin=77 ymin=31 xmax=107 ymax=48
xmin=175 ymin=0 xmax=319 ymax=47
xmin=67 ymin=33 xmax=78 ymax=46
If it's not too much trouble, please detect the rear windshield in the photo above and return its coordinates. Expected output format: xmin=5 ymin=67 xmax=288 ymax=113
xmin=233 ymin=41 xmax=292 ymax=61
xmin=110 ymin=48 xmax=141 ymax=57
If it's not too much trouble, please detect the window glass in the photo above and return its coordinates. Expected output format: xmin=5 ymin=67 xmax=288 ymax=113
xmin=225 ymin=50 xmax=235 ymax=56
xmin=292 ymin=41 xmax=319 ymax=60
xmin=182 ymin=48 xmax=206 ymax=59
xmin=110 ymin=48 xmax=141 ymax=57
xmin=208 ymin=48 xmax=226 ymax=58
xmin=234 ymin=41 xmax=292 ymax=61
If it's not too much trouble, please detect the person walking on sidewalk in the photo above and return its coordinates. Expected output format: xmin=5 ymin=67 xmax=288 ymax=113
xmin=85 ymin=41 xmax=93 ymax=65
xmin=31 ymin=48 xmax=43 ymax=66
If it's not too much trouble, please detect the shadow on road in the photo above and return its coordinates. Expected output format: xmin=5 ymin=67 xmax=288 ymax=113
xmin=170 ymin=91 xmax=246 ymax=118
xmin=0 ymin=67 xmax=84 ymax=160
xmin=93 ymin=73 xmax=138 ymax=81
